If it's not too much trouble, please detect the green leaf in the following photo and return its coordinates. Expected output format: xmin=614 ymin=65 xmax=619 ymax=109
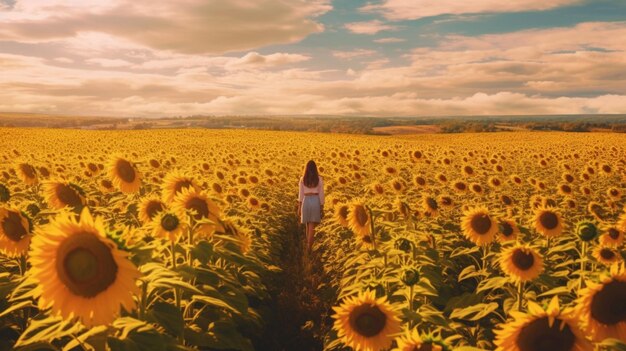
xmin=148 ymin=302 xmax=184 ymax=337
xmin=0 ymin=300 xmax=35 ymax=318
xmin=450 ymin=302 xmax=499 ymax=321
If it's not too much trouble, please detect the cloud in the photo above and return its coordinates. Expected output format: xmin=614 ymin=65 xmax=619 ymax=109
xmin=332 ymin=49 xmax=377 ymax=60
xmin=0 ymin=0 xmax=332 ymax=54
xmin=344 ymin=20 xmax=397 ymax=35
xmin=361 ymin=0 xmax=581 ymax=21
xmin=373 ymin=37 xmax=405 ymax=43
xmin=86 ymin=58 xmax=133 ymax=68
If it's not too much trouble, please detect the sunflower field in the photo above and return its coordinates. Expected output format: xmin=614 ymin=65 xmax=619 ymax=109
xmin=1 ymin=128 xmax=626 ymax=351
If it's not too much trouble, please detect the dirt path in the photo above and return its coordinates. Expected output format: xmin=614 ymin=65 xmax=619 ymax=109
xmin=253 ymin=217 xmax=335 ymax=351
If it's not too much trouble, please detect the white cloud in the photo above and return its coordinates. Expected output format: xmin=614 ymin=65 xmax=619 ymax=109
xmin=361 ymin=0 xmax=581 ymax=21
xmin=332 ymin=49 xmax=377 ymax=60
xmin=344 ymin=20 xmax=397 ymax=35
xmin=374 ymin=37 xmax=405 ymax=43
xmin=0 ymin=0 xmax=332 ymax=54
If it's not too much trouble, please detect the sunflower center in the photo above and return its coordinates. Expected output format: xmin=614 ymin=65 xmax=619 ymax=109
xmin=1 ymin=210 xmax=28 ymax=242
xmin=174 ymin=180 xmax=193 ymax=194
xmin=609 ymin=228 xmax=620 ymax=240
xmin=512 ymin=249 xmax=535 ymax=270
xmin=56 ymin=183 xmax=83 ymax=208
xmin=599 ymin=248 xmax=616 ymax=260
xmin=354 ymin=206 xmax=369 ymax=227
xmin=21 ymin=164 xmax=36 ymax=178
xmin=590 ymin=280 xmax=626 ymax=325
xmin=426 ymin=198 xmax=438 ymax=210
xmin=146 ymin=201 xmax=164 ymax=220
xmin=349 ymin=304 xmax=387 ymax=337
xmin=339 ymin=206 xmax=349 ymax=220
xmin=161 ymin=214 xmax=180 ymax=231
xmin=186 ymin=197 xmax=209 ymax=220
xmin=412 ymin=344 xmax=434 ymax=351
xmin=471 ymin=214 xmax=492 ymax=235
xmin=116 ymin=160 xmax=136 ymax=183
xmin=539 ymin=212 xmax=558 ymax=230
xmin=56 ymin=232 xmax=118 ymax=298
xmin=500 ymin=222 xmax=514 ymax=237
xmin=517 ymin=317 xmax=575 ymax=351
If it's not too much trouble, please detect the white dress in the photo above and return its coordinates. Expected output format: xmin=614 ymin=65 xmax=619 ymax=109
xmin=298 ymin=176 xmax=324 ymax=223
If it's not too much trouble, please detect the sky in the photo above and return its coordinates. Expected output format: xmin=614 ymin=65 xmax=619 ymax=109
xmin=1 ymin=0 xmax=626 ymax=117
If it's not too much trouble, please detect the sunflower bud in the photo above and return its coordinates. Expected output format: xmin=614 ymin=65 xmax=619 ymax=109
xmin=576 ymin=221 xmax=598 ymax=242
xmin=401 ymin=268 xmax=420 ymax=286
xmin=394 ymin=238 xmax=413 ymax=253
xmin=26 ymin=203 xmax=40 ymax=217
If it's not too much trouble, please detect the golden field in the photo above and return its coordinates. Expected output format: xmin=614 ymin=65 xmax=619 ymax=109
xmin=1 ymin=128 xmax=626 ymax=351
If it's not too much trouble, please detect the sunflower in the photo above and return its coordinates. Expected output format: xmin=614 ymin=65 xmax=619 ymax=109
xmin=16 ymin=163 xmax=38 ymax=186
xmin=43 ymin=180 xmax=86 ymax=210
xmin=499 ymin=245 xmax=544 ymax=283
xmin=592 ymin=246 xmax=623 ymax=266
xmin=494 ymin=296 xmax=592 ymax=351
xmin=138 ymin=197 xmax=166 ymax=224
xmin=348 ymin=202 xmax=372 ymax=237
xmin=332 ymin=290 xmax=402 ymax=351
xmin=575 ymin=264 xmax=626 ymax=341
xmin=451 ymin=180 xmax=467 ymax=193
xmin=29 ymin=207 xmax=140 ymax=327
xmin=0 ymin=207 xmax=32 ymax=257
xmin=422 ymin=195 xmax=438 ymax=217
xmin=461 ymin=207 xmax=498 ymax=246
xmin=356 ymin=233 xmax=376 ymax=249
xmin=161 ymin=171 xmax=200 ymax=203
xmin=498 ymin=219 xmax=519 ymax=242
xmin=335 ymin=204 xmax=350 ymax=227
xmin=150 ymin=211 xmax=185 ymax=242
xmin=108 ymin=156 xmax=141 ymax=193
xmin=392 ymin=329 xmax=448 ymax=351
xmin=600 ymin=226 xmax=624 ymax=246
xmin=174 ymin=188 xmax=222 ymax=237
xmin=533 ymin=207 xmax=564 ymax=237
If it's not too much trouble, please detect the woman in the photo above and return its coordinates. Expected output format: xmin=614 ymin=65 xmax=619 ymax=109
xmin=298 ymin=160 xmax=324 ymax=252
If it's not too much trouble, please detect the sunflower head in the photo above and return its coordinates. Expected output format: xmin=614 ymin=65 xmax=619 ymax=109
xmin=394 ymin=237 xmax=413 ymax=253
xmin=332 ymin=290 xmax=402 ymax=351
xmin=0 ymin=207 xmax=32 ymax=257
xmin=498 ymin=219 xmax=519 ymax=242
xmin=348 ymin=202 xmax=372 ymax=237
xmin=533 ymin=207 xmax=564 ymax=238
xmin=161 ymin=171 xmax=200 ymax=203
xmin=495 ymin=296 xmax=592 ymax=351
xmin=43 ymin=180 xmax=86 ymax=210
xmin=108 ymin=156 xmax=141 ymax=193
xmin=393 ymin=330 xmax=448 ymax=351
xmin=400 ymin=267 xmax=420 ymax=286
xmin=576 ymin=221 xmax=598 ymax=242
xmin=461 ymin=207 xmax=498 ymax=246
xmin=592 ymin=246 xmax=623 ymax=266
xmin=600 ymin=226 xmax=624 ymax=246
xmin=576 ymin=264 xmax=626 ymax=341
xmin=30 ymin=207 xmax=140 ymax=326
xmin=138 ymin=197 xmax=166 ymax=224
xmin=174 ymin=188 xmax=222 ymax=237
xmin=151 ymin=211 xmax=185 ymax=242
xmin=499 ymin=245 xmax=544 ymax=283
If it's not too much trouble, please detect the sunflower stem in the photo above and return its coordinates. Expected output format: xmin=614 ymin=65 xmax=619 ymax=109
xmin=171 ymin=241 xmax=177 ymax=270
xmin=139 ymin=280 xmax=147 ymax=320
xmin=366 ymin=206 xmax=377 ymax=252
xmin=517 ymin=281 xmax=524 ymax=311
xmin=579 ymin=241 xmax=587 ymax=290
xmin=18 ymin=254 xmax=27 ymax=276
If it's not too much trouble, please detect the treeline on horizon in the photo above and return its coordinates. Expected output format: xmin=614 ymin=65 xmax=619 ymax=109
xmin=1 ymin=113 xmax=626 ymax=134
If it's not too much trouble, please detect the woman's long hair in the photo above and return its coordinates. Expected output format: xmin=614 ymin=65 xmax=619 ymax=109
xmin=303 ymin=160 xmax=319 ymax=188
